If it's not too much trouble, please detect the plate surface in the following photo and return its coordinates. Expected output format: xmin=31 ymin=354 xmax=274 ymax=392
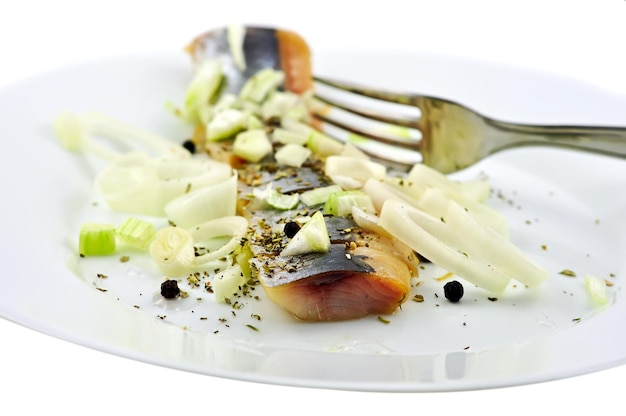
xmin=1 ymin=50 xmax=625 ymax=392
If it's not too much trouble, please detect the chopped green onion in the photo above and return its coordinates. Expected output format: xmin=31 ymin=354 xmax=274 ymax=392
xmin=300 ymin=185 xmax=343 ymax=207
xmin=184 ymin=60 xmax=224 ymax=124
xmin=79 ymin=223 xmax=117 ymax=256
xmin=116 ymin=217 xmax=157 ymax=250
xmin=261 ymin=91 xmax=305 ymax=121
xmin=212 ymin=264 xmax=246 ymax=303
xmin=206 ymin=108 xmax=248 ymax=142
xmin=232 ymin=129 xmax=273 ymax=162
xmin=274 ymin=143 xmax=312 ymax=167
xmin=272 ymin=127 xmax=309 ymax=145
xmin=235 ymin=243 xmax=254 ymax=280
xmin=239 ymin=68 xmax=285 ymax=103
xmin=227 ymin=23 xmax=246 ymax=71
xmin=584 ymin=274 xmax=609 ymax=306
xmin=280 ymin=211 xmax=330 ymax=257
xmin=280 ymin=116 xmax=313 ymax=135
xmin=247 ymin=114 xmax=264 ymax=130
xmin=307 ymin=131 xmax=344 ymax=157
xmin=267 ymin=188 xmax=300 ymax=210
xmin=324 ymin=190 xmax=376 ymax=218
xmin=279 ymin=117 xmax=344 ymax=156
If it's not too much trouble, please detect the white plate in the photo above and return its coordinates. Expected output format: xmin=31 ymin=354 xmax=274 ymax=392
xmin=1 ymin=49 xmax=625 ymax=392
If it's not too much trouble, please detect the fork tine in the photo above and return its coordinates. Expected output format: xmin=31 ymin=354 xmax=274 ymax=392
xmin=314 ymin=76 xmax=416 ymax=106
xmin=309 ymin=115 xmax=424 ymax=169
xmin=313 ymin=92 xmax=419 ymax=129
xmin=310 ymin=111 xmax=419 ymax=150
xmin=310 ymin=75 xmax=426 ymax=169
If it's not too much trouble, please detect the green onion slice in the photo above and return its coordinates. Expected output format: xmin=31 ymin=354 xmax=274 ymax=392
xmin=116 ymin=217 xmax=156 ymax=250
xmin=79 ymin=223 xmax=117 ymax=256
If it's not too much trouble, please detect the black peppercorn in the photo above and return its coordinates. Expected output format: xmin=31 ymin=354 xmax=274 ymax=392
xmin=182 ymin=139 xmax=196 ymax=154
xmin=161 ymin=279 xmax=181 ymax=299
xmin=443 ymin=280 xmax=464 ymax=302
xmin=283 ymin=221 xmax=301 ymax=238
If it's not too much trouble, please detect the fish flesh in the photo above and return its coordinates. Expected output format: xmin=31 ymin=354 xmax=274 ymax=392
xmin=186 ymin=26 xmax=313 ymax=95
xmin=238 ymin=163 xmax=420 ymax=322
xmin=185 ymin=26 xmax=420 ymax=321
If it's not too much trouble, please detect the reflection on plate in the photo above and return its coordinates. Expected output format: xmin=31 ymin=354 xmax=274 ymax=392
xmin=0 ymin=50 xmax=625 ymax=392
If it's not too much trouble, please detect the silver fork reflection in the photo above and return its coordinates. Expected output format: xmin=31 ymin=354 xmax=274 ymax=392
xmin=312 ymin=76 xmax=626 ymax=173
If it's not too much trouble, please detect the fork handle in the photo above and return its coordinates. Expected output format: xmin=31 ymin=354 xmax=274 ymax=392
xmin=487 ymin=120 xmax=626 ymax=158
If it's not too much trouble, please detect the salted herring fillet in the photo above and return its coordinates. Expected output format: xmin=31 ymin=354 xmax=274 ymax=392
xmin=238 ymin=164 xmax=420 ymax=322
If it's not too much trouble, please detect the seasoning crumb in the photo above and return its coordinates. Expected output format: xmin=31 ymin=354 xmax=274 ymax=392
xmin=377 ymin=316 xmax=391 ymax=324
xmin=412 ymin=294 xmax=424 ymax=303
xmin=96 ymin=273 xmax=108 ymax=279
xmin=541 ymin=245 xmax=547 ymax=251
xmin=464 ymin=346 xmax=470 ymax=350
xmin=436 ymin=271 xmax=454 ymax=281
xmin=572 ymin=317 xmax=582 ymax=323
xmin=119 ymin=255 xmax=130 ymax=263
xmin=246 ymin=324 xmax=259 ymax=332
xmin=559 ymin=269 xmax=577 ymax=277
xmin=487 ymin=297 xmax=498 ymax=302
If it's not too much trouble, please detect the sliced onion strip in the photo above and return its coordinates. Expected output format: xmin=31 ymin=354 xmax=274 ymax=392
xmin=149 ymin=226 xmax=196 ymax=276
xmin=96 ymin=152 xmax=233 ymax=218
xmin=445 ymin=201 xmax=549 ymax=288
xmin=188 ymin=216 xmax=249 ymax=266
xmin=379 ymin=200 xmax=511 ymax=294
xmin=164 ymin=172 xmax=238 ymax=229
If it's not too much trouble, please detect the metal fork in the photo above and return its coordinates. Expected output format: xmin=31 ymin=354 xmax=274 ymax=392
xmin=311 ymin=76 xmax=626 ymax=173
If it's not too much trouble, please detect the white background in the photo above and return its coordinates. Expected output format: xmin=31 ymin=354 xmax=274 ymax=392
xmin=1 ymin=0 xmax=625 ymax=414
